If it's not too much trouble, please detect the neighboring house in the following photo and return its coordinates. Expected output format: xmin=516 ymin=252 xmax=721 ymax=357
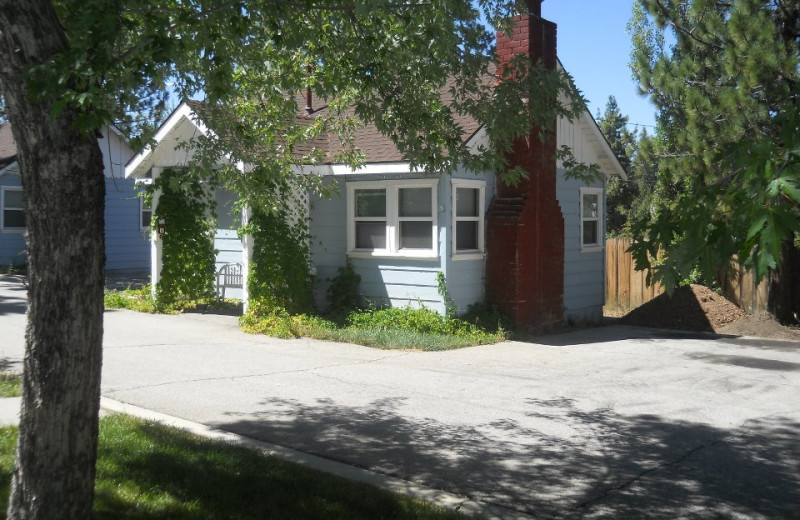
xmin=124 ymin=3 xmax=625 ymax=327
xmin=0 ymin=123 xmax=150 ymax=272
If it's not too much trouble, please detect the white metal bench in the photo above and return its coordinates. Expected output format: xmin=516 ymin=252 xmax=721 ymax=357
xmin=215 ymin=263 xmax=243 ymax=302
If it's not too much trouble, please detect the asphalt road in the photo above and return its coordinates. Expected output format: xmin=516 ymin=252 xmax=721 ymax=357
xmin=1 ymin=275 xmax=799 ymax=518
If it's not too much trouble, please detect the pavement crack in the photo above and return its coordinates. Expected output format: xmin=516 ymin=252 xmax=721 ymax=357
xmin=105 ymin=352 xmax=410 ymax=393
xmin=574 ymin=438 xmax=726 ymax=512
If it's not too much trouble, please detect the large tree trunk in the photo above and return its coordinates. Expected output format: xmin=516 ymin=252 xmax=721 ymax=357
xmin=0 ymin=1 xmax=105 ymax=518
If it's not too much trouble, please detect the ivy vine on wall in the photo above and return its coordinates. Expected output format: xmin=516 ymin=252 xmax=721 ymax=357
xmin=151 ymin=168 xmax=217 ymax=305
xmin=246 ymin=180 xmax=314 ymax=315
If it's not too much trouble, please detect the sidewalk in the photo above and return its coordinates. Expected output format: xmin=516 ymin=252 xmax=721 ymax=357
xmin=0 ymin=397 xmax=20 ymax=427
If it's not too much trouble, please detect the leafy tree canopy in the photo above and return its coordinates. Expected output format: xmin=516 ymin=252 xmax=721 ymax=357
xmin=34 ymin=0 xmax=592 ymax=211
xmin=628 ymin=0 xmax=800 ymax=288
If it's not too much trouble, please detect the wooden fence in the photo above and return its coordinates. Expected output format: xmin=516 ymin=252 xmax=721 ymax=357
xmin=605 ymin=238 xmax=663 ymax=311
xmin=719 ymin=259 xmax=770 ymax=314
xmin=605 ymin=238 xmax=772 ymax=314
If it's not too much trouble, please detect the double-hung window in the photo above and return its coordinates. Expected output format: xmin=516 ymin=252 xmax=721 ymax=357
xmin=451 ymin=179 xmax=485 ymax=258
xmin=1 ymin=187 xmax=25 ymax=231
xmin=580 ymin=187 xmax=603 ymax=251
xmin=347 ymin=179 xmax=438 ymax=258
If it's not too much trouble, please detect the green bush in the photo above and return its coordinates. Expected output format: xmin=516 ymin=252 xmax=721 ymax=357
xmin=460 ymin=301 xmax=513 ymax=333
xmin=104 ymin=286 xmax=162 ymax=313
xmin=327 ymin=262 xmax=362 ymax=318
xmin=241 ymin=303 xmax=506 ymax=350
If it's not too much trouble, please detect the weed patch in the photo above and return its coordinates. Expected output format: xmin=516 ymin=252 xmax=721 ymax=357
xmin=0 ymin=373 xmax=22 ymax=398
xmin=241 ymin=305 xmax=506 ymax=350
xmin=105 ymin=285 xmax=240 ymax=315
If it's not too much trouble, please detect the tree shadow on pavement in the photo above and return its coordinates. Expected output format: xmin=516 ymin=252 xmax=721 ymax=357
xmin=0 ymin=276 xmax=27 ymax=316
xmin=215 ymin=396 xmax=800 ymax=519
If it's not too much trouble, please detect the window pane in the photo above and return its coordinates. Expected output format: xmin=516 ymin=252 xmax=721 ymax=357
xmin=355 ymin=189 xmax=386 ymax=217
xmin=356 ymin=221 xmax=386 ymax=249
xmin=400 ymin=221 xmax=432 ymax=249
xmin=4 ymin=210 xmax=25 ymax=228
xmin=141 ymin=210 xmax=152 ymax=229
xmin=456 ymin=188 xmax=479 ymax=217
xmin=583 ymin=221 xmax=598 ymax=245
xmin=399 ymin=188 xmax=431 ymax=217
xmin=456 ymin=221 xmax=478 ymax=251
xmin=582 ymin=194 xmax=598 ymax=218
xmin=4 ymin=190 xmax=23 ymax=208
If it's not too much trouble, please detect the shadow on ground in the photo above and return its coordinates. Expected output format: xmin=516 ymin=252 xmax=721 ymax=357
xmin=0 ymin=276 xmax=27 ymax=316
xmin=215 ymin=396 xmax=800 ymax=519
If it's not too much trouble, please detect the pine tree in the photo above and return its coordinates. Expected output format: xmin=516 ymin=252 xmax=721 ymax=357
xmin=628 ymin=0 xmax=800 ymax=297
xmin=598 ymin=95 xmax=637 ymax=236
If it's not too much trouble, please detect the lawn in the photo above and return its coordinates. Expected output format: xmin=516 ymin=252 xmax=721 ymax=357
xmin=0 ymin=414 xmax=464 ymax=519
xmin=0 ymin=374 xmax=21 ymax=398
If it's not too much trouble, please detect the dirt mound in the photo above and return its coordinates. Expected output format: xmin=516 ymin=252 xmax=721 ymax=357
xmin=622 ymin=284 xmax=746 ymax=333
xmin=717 ymin=312 xmax=800 ymax=341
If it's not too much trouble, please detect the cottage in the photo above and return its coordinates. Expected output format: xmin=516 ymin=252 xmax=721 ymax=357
xmin=125 ymin=4 xmax=626 ymax=328
xmin=0 ymin=124 xmax=150 ymax=272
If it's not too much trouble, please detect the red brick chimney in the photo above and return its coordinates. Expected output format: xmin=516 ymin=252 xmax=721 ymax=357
xmin=485 ymin=0 xmax=565 ymax=331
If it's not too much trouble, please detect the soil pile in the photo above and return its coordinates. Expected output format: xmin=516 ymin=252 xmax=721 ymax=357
xmin=622 ymin=284 xmax=745 ymax=333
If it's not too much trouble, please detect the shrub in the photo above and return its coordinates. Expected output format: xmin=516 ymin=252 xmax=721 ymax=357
xmin=326 ymin=262 xmax=361 ymax=318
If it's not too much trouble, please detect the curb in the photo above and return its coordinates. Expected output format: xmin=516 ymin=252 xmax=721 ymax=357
xmin=100 ymin=397 xmax=534 ymax=520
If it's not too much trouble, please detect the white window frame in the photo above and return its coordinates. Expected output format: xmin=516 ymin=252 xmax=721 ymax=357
xmin=1 ymin=186 xmax=25 ymax=233
xmin=451 ymin=179 xmax=485 ymax=260
xmin=580 ymin=187 xmax=603 ymax=252
xmin=346 ymin=178 xmax=439 ymax=259
xmin=135 ymin=178 xmax=153 ymax=232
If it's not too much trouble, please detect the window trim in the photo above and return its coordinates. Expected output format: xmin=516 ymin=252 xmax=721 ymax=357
xmin=1 ymin=186 xmax=25 ymax=233
xmin=135 ymin=178 xmax=153 ymax=232
xmin=346 ymin=178 xmax=439 ymax=259
xmin=580 ymin=187 xmax=603 ymax=252
xmin=451 ymin=178 xmax=485 ymax=260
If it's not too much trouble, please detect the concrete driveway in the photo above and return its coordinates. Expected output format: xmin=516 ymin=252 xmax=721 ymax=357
xmin=1 ymin=275 xmax=799 ymax=518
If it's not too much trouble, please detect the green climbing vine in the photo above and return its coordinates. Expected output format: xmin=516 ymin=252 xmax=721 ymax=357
xmin=150 ymin=167 xmax=217 ymax=306
xmin=245 ymin=172 xmax=314 ymax=316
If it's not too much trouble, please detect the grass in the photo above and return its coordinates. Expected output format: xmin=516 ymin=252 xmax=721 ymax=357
xmin=240 ymin=305 xmax=507 ymax=351
xmin=104 ymin=285 xmax=240 ymax=315
xmin=0 ymin=374 xmax=21 ymax=398
xmin=0 ymin=414 xmax=464 ymax=519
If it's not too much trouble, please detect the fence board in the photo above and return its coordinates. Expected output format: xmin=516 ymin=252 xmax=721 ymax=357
xmin=605 ymin=238 xmax=663 ymax=311
xmin=607 ymin=239 xmax=771 ymax=314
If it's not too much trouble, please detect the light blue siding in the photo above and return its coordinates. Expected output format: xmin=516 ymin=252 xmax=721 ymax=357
xmin=310 ymin=175 xmax=446 ymax=314
xmin=557 ymin=171 xmax=605 ymax=323
xmin=442 ymin=167 xmax=495 ymax=314
xmin=1 ymin=175 xmax=150 ymax=271
xmin=105 ymin=178 xmax=150 ymax=270
xmin=213 ymin=189 xmax=244 ymax=300
xmin=0 ymin=174 xmax=26 ymax=267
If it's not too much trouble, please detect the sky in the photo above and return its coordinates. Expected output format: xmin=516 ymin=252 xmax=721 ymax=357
xmin=541 ymin=1 xmax=657 ymax=131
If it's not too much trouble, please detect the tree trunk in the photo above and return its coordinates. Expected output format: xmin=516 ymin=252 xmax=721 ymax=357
xmin=0 ymin=1 xmax=105 ymax=518
xmin=768 ymin=238 xmax=800 ymax=326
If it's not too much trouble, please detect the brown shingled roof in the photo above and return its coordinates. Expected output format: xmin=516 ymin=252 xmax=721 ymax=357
xmin=297 ymin=77 xmax=483 ymax=164
xmin=187 ymin=76 xmax=485 ymax=165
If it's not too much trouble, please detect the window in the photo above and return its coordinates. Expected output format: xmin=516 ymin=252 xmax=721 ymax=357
xmin=1 ymin=187 xmax=25 ymax=231
xmin=347 ymin=179 xmax=438 ymax=258
xmin=136 ymin=178 xmax=153 ymax=231
xmin=580 ymin=187 xmax=602 ymax=250
xmin=451 ymin=179 xmax=485 ymax=258
xmin=140 ymin=197 xmax=152 ymax=230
